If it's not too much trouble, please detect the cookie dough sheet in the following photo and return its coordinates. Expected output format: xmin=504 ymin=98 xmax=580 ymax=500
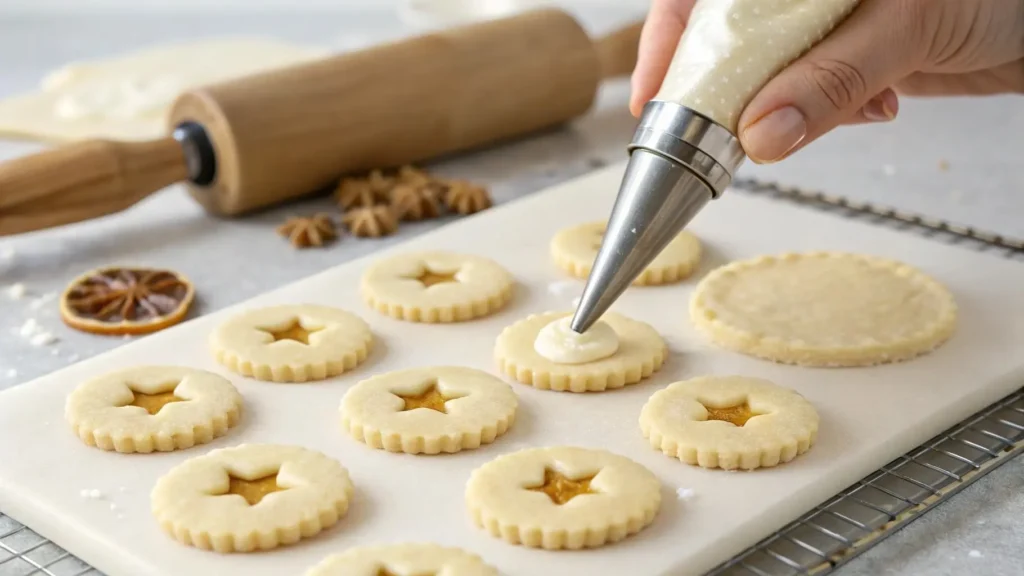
xmin=1 ymin=163 xmax=1023 ymax=576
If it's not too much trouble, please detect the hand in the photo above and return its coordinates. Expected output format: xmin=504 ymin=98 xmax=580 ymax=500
xmin=630 ymin=0 xmax=1024 ymax=164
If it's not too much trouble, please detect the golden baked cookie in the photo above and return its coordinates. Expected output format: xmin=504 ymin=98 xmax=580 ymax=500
xmin=304 ymin=543 xmax=498 ymax=576
xmin=341 ymin=366 xmax=517 ymax=455
xmin=210 ymin=304 xmax=373 ymax=382
xmin=465 ymin=446 xmax=661 ymax=550
xmin=361 ymin=251 xmax=514 ymax=323
xmin=640 ymin=376 xmax=819 ymax=470
xmin=690 ymin=252 xmax=957 ymax=367
xmin=151 ymin=444 xmax=353 ymax=553
xmin=494 ymin=311 xmax=666 ymax=392
xmin=551 ymin=221 xmax=701 ymax=285
xmin=65 ymin=366 xmax=242 ymax=453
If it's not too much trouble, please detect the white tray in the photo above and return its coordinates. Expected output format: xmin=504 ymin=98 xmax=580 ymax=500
xmin=2 ymin=162 xmax=1023 ymax=576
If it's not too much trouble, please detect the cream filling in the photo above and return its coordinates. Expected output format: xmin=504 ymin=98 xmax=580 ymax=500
xmin=534 ymin=317 xmax=619 ymax=364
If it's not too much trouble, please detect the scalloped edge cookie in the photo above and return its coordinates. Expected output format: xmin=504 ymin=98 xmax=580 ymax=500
xmin=209 ymin=304 xmax=373 ymax=382
xmin=360 ymin=251 xmax=514 ymax=323
xmin=151 ymin=443 xmax=353 ymax=553
xmin=494 ymin=311 xmax=666 ymax=392
xmin=465 ymin=446 xmax=662 ymax=550
xmin=304 ymin=543 xmax=499 ymax=576
xmin=341 ymin=366 xmax=518 ymax=455
xmin=65 ymin=366 xmax=242 ymax=453
xmin=640 ymin=375 xmax=819 ymax=470
xmin=551 ymin=221 xmax=702 ymax=285
xmin=690 ymin=252 xmax=957 ymax=367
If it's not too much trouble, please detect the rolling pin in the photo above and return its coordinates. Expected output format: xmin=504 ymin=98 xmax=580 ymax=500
xmin=0 ymin=8 xmax=643 ymax=237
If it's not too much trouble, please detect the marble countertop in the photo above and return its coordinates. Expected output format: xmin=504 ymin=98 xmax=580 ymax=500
xmin=0 ymin=6 xmax=1021 ymax=576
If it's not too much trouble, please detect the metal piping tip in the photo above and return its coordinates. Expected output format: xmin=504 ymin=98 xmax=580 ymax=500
xmin=569 ymin=101 xmax=745 ymax=335
xmin=569 ymin=150 xmax=713 ymax=333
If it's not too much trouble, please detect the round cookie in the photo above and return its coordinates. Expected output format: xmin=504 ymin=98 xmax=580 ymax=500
xmin=551 ymin=221 xmax=701 ymax=285
xmin=640 ymin=376 xmax=819 ymax=470
xmin=340 ymin=366 xmax=518 ymax=455
xmin=361 ymin=251 xmax=514 ymax=323
xmin=305 ymin=543 xmax=498 ymax=576
xmin=151 ymin=443 xmax=353 ymax=553
xmin=494 ymin=311 xmax=666 ymax=392
xmin=690 ymin=252 xmax=957 ymax=367
xmin=209 ymin=304 xmax=373 ymax=382
xmin=465 ymin=446 xmax=661 ymax=550
xmin=65 ymin=366 xmax=242 ymax=453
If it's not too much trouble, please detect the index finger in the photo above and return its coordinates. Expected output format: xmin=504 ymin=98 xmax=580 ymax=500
xmin=630 ymin=0 xmax=697 ymax=117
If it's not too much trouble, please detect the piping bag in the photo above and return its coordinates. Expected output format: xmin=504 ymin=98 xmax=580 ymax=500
xmin=571 ymin=0 xmax=862 ymax=333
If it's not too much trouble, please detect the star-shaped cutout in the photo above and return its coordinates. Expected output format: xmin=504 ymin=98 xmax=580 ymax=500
xmin=124 ymin=383 xmax=187 ymax=415
xmin=261 ymin=319 xmax=324 ymax=345
xmin=413 ymin=267 xmax=460 ymax=288
xmin=224 ymin=472 xmax=288 ymax=506
xmin=394 ymin=381 xmax=467 ymax=413
xmin=702 ymin=401 xmax=761 ymax=427
xmin=525 ymin=468 xmax=598 ymax=505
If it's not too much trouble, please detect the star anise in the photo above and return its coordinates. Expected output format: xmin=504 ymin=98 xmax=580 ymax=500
xmin=276 ymin=213 xmax=337 ymax=248
xmin=444 ymin=180 xmax=492 ymax=214
xmin=342 ymin=205 xmax=399 ymax=237
xmin=390 ymin=182 xmax=444 ymax=221
xmin=335 ymin=177 xmax=387 ymax=211
xmin=59 ymin=267 xmax=195 ymax=335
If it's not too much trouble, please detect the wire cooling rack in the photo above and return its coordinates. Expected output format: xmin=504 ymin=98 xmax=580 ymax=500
xmin=1 ymin=178 xmax=1022 ymax=576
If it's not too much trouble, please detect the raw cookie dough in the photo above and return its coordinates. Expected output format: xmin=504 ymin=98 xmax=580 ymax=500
xmin=65 ymin=366 xmax=242 ymax=453
xmin=551 ymin=221 xmax=702 ymax=285
xmin=690 ymin=252 xmax=958 ymax=367
xmin=465 ymin=446 xmax=662 ymax=550
xmin=341 ymin=366 xmax=517 ymax=455
xmin=0 ymin=38 xmax=325 ymax=142
xmin=210 ymin=304 xmax=373 ymax=382
xmin=304 ymin=543 xmax=498 ymax=576
xmin=361 ymin=251 xmax=514 ymax=323
xmin=640 ymin=376 xmax=819 ymax=470
xmin=495 ymin=311 xmax=666 ymax=392
xmin=151 ymin=444 xmax=353 ymax=553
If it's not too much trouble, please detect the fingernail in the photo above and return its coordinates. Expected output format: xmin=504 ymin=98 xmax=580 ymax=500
xmin=741 ymin=106 xmax=808 ymax=163
xmin=863 ymin=91 xmax=898 ymax=122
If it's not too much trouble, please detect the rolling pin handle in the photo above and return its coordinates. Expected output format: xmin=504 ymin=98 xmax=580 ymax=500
xmin=172 ymin=121 xmax=217 ymax=186
xmin=0 ymin=137 xmax=189 ymax=237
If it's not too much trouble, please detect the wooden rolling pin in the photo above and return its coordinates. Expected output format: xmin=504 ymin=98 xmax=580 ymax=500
xmin=0 ymin=9 xmax=643 ymax=237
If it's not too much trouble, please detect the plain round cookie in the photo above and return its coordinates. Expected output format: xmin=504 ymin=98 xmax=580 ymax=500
xmin=551 ymin=221 xmax=701 ymax=285
xmin=640 ymin=376 xmax=819 ymax=470
xmin=209 ymin=304 xmax=373 ymax=382
xmin=361 ymin=251 xmax=514 ymax=323
xmin=340 ymin=366 xmax=518 ymax=455
xmin=304 ymin=543 xmax=498 ymax=576
xmin=494 ymin=311 xmax=666 ymax=392
xmin=65 ymin=366 xmax=242 ymax=453
xmin=465 ymin=446 xmax=661 ymax=550
xmin=690 ymin=252 xmax=957 ymax=367
xmin=151 ymin=443 xmax=353 ymax=553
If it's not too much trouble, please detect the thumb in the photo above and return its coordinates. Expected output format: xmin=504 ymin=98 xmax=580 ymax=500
xmin=737 ymin=0 xmax=929 ymax=163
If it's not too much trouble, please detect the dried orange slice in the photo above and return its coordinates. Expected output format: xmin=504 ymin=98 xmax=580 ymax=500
xmin=59 ymin=266 xmax=195 ymax=335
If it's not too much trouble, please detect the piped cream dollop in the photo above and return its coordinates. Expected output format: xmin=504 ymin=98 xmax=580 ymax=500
xmin=534 ymin=317 xmax=619 ymax=364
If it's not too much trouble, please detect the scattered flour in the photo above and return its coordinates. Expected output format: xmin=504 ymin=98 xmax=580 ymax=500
xmin=6 ymin=283 xmax=27 ymax=300
xmin=29 ymin=330 xmax=59 ymax=347
xmin=80 ymin=489 xmax=104 ymax=500
xmin=18 ymin=318 xmax=39 ymax=337
xmin=5 ymin=368 xmax=17 ymax=378
xmin=29 ymin=292 xmax=56 ymax=310
xmin=882 ymin=164 xmax=897 ymax=176
xmin=676 ymin=487 xmax=697 ymax=501
xmin=968 ymin=550 xmax=983 ymax=559
xmin=547 ymin=280 xmax=581 ymax=299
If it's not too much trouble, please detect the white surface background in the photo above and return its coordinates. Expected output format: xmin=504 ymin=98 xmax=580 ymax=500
xmin=0 ymin=1 xmax=1022 ymax=575
xmin=2 ymin=165 xmax=1024 ymax=576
